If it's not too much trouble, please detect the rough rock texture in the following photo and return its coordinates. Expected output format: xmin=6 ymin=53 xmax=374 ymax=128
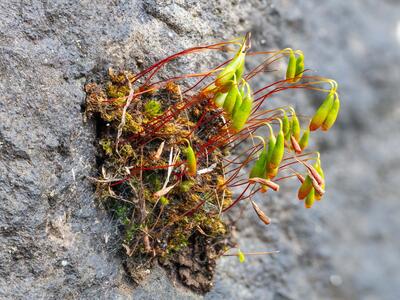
xmin=1 ymin=0 xmax=399 ymax=299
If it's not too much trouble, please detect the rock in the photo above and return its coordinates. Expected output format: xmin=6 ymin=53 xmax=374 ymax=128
xmin=1 ymin=0 xmax=399 ymax=299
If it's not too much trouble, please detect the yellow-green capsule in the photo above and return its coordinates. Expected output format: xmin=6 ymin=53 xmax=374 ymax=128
xmin=298 ymin=175 xmax=313 ymax=200
xmin=223 ymin=80 xmax=239 ymax=114
xmin=293 ymin=51 xmax=304 ymax=82
xmin=282 ymin=112 xmax=290 ymax=136
xmin=286 ymin=51 xmax=296 ymax=81
xmin=264 ymin=125 xmax=277 ymax=179
xmin=265 ymin=133 xmax=276 ymax=165
xmin=266 ymin=166 xmax=278 ymax=179
xmin=264 ymin=123 xmax=276 ymax=162
xmin=216 ymin=48 xmax=246 ymax=89
xmin=232 ymin=94 xmax=252 ymax=131
xmin=213 ymin=92 xmax=227 ymax=108
xmin=231 ymin=87 xmax=243 ymax=119
xmin=238 ymin=249 xmax=245 ymax=263
xmin=183 ymin=142 xmax=197 ymax=177
xmin=305 ymin=188 xmax=315 ymax=208
xmin=249 ymin=148 xmax=267 ymax=179
xmin=232 ymin=82 xmax=253 ymax=131
xmin=235 ymin=56 xmax=245 ymax=81
xmin=291 ymin=112 xmax=301 ymax=141
xmin=321 ymin=95 xmax=340 ymax=131
xmin=314 ymin=160 xmax=325 ymax=200
xmin=298 ymin=127 xmax=310 ymax=151
xmin=268 ymin=128 xmax=284 ymax=169
xmin=310 ymin=92 xmax=335 ymax=131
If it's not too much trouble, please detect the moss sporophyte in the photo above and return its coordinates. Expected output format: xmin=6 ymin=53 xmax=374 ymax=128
xmin=85 ymin=33 xmax=340 ymax=292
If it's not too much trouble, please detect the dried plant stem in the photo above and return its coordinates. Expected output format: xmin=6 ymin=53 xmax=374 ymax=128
xmin=116 ymin=73 xmax=135 ymax=152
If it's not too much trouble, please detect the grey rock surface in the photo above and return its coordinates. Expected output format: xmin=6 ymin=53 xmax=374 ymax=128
xmin=1 ymin=0 xmax=399 ymax=299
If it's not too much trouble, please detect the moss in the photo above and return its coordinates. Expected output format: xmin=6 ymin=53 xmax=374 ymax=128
xmin=167 ymin=230 xmax=189 ymax=254
xmin=123 ymin=113 xmax=143 ymax=133
xmin=179 ymin=180 xmax=195 ymax=193
xmin=85 ymin=35 xmax=341 ymax=295
xmin=119 ymin=144 xmax=135 ymax=159
xmin=160 ymin=196 xmax=169 ymax=206
xmin=85 ymin=48 xmax=236 ymax=293
xmin=148 ymin=173 xmax=162 ymax=192
xmin=106 ymin=81 xmax=130 ymax=98
xmin=125 ymin=223 xmax=140 ymax=243
xmin=115 ymin=204 xmax=130 ymax=225
xmin=99 ymin=138 xmax=113 ymax=156
xmin=144 ymin=99 xmax=162 ymax=118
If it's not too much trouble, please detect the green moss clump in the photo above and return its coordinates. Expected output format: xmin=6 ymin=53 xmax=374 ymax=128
xmin=123 ymin=113 xmax=143 ymax=133
xmin=179 ymin=180 xmax=195 ymax=193
xmin=86 ymin=68 xmax=232 ymax=294
xmin=99 ymin=139 xmax=113 ymax=156
xmin=106 ymin=82 xmax=130 ymax=98
xmin=160 ymin=196 xmax=169 ymax=206
xmin=144 ymin=100 xmax=162 ymax=118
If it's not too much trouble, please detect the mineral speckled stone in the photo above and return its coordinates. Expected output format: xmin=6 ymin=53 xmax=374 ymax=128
xmin=1 ymin=0 xmax=400 ymax=299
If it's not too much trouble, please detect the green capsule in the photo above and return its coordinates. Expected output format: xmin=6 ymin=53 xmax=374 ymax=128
xmin=321 ymin=95 xmax=340 ymax=131
xmin=291 ymin=112 xmax=301 ymax=141
xmin=183 ymin=142 xmax=197 ymax=177
xmin=231 ymin=86 xmax=243 ymax=119
xmin=282 ymin=112 xmax=290 ymax=136
xmin=294 ymin=51 xmax=304 ymax=82
xmin=305 ymin=188 xmax=315 ymax=208
xmin=285 ymin=124 xmax=292 ymax=141
xmin=310 ymin=92 xmax=335 ymax=131
xmin=265 ymin=125 xmax=277 ymax=178
xmin=213 ymin=92 xmax=228 ymax=108
xmin=266 ymin=166 xmax=278 ymax=179
xmin=249 ymin=148 xmax=267 ymax=179
xmin=235 ymin=56 xmax=245 ymax=81
xmin=231 ymin=84 xmax=252 ymax=131
xmin=265 ymin=131 xmax=276 ymax=165
xmin=298 ymin=175 xmax=313 ymax=200
xmin=216 ymin=48 xmax=246 ymax=89
xmin=298 ymin=127 xmax=310 ymax=151
xmin=286 ymin=51 xmax=296 ymax=81
xmin=232 ymin=94 xmax=252 ymax=131
xmin=268 ymin=128 xmax=284 ymax=169
xmin=223 ymin=80 xmax=239 ymax=114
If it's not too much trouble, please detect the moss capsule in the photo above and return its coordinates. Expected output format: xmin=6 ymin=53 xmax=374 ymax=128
xmin=305 ymin=188 xmax=315 ymax=208
xmin=282 ymin=112 xmax=290 ymax=136
xmin=286 ymin=51 xmax=296 ymax=81
xmin=298 ymin=175 xmax=313 ymax=200
xmin=223 ymin=80 xmax=239 ymax=114
xmin=268 ymin=129 xmax=284 ymax=169
xmin=291 ymin=112 xmax=300 ymax=141
xmin=183 ymin=142 xmax=197 ymax=177
xmin=232 ymin=94 xmax=252 ymax=131
xmin=250 ymin=148 xmax=267 ymax=179
xmin=298 ymin=127 xmax=310 ymax=151
xmin=238 ymin=249 xmax=245 ymax=263
xmin=216 ymin=48 xmax=246 ymax=89
xmin=310 ymin=92 xmax=335 ymax=131
xmin=294 ymin=51 xmax=304 ymax=82
xmin=321 ymin=95 xmax=340 ymax=131
xmin=213 ymin=92 xmax=228 ymax=108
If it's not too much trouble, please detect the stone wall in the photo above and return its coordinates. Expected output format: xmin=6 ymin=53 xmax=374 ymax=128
xmin=1 ymin=1 xmax=399 ymax=299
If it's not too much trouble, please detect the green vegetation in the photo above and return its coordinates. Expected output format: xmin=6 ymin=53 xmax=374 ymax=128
xmin=85 ymin=33 xmax=340 ymax=292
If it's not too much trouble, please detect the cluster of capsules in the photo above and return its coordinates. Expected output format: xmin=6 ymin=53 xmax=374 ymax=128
xmin=197 ymin=34 xmax=340 ymax=210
